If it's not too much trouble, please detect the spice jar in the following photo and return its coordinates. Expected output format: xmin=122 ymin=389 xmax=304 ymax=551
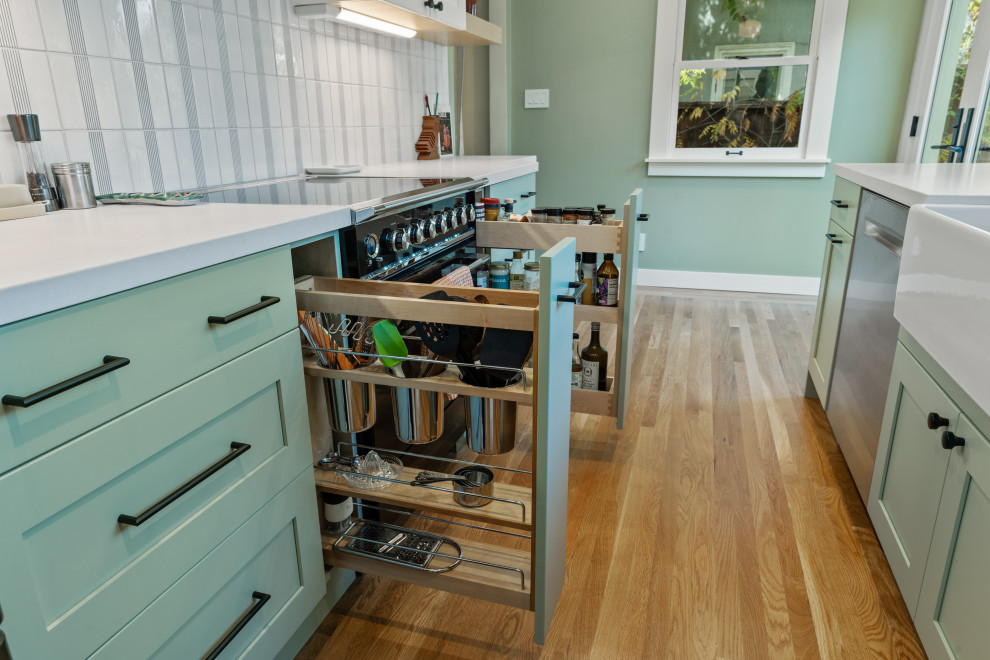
xmin=523 ymin=262 xmax=540 ymax=291
xmin=530 ymin=207 xmax=546 ymax=224
xmin=576 ymin=208 xmax=594 ymax=226
xmin=601 ymin=208 xmax=617 ymax=225
xmin=482 ymin=197 xmax=500 ymax=222
xmin=490 ymin=262 xmax=510 ymax=289
xmin=545 ymin=207 xmax=563 ymax=224
xmin=562 ymin=207 xmax=579 ymax=224
xmin=476 ymin=266 xmax=489 ymax=288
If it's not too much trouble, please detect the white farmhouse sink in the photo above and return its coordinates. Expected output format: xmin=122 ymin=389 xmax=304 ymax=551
xmin=895 ymin=204 xmax=990 ymax=415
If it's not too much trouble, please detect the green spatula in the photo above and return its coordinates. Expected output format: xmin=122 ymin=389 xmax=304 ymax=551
xmin=373 ymin=319 xmax=408 ymax=377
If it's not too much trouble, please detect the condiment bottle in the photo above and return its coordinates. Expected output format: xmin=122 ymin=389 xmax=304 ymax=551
xmin=509 ymin=251 xmax=525 ymax=289
xmin=523 ymin=261 xmax=540 ymax=291
xmin=580 ymin=252 xmax=597 ymax=305
xmin=571 ymin=333 xmax=583 ymax=388
xmin=8 ymin=114 xmax=57 ymax=211
xmin=476 ymin=266 xmax=489 ymax=288
xmin=562 ymin=207 xmax=579 ymax=224
xmin=576 ymin=208 xmax=593 ymax=226
xmin=601 ymin=208 xmax=617 ymax=225
xmin=545 ymin=207 xmax=563 ymax=224
xmin=500 ymin=198 xmax=516 ymax=221
xmin=596 ymin=253 xmax=619 ymax=307
xmin=581 ymin=322 xmax=608 ymax=391
xmin=490 ymin=262 xmax=510 ymax=289
xmin=482 ymin=197 xmax=500 ymax=222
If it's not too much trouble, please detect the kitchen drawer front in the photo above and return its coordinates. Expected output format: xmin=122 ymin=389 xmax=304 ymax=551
xmin=0 ymin=247 xmax=296 ymax=474
xmin=807 ymin=221 xmax=852 ymax=404
xmin=90 ymin=470 xmax=324 ymax=660
xmin=829 ymin=177 xmax=860 ymax=235
xmin=0 ymin=331 xmax=311 ymax=660
xmin=489 ymin=173 xmax=537 ymax=216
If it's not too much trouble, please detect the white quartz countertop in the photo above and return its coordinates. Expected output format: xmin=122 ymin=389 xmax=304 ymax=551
xmin=0 ymin=202 xmax=351 ymax=327
xmin=0 ymin=155 xmax=539 ymax=327
xmin=834 ymin=163 xmax=990 ymax=206
xmin=336 ymin=155 xmax=538 ymax=185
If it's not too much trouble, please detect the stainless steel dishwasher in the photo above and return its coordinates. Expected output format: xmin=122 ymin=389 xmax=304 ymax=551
xmin=826 ymin=190 xmax=908 ymax=501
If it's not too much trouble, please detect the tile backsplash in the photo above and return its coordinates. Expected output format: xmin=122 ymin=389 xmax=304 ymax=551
xmin=0 ymin=0 xmax=449 ymax=195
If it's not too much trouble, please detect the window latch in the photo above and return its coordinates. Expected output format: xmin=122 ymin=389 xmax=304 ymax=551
xmin=725 ymin=150 xmax=743 ymax=156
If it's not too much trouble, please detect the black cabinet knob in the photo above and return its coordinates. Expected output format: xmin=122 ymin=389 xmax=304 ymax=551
xmin=436 ymin=1 xmax=444 ymax=9
xmin=942 ymin=431 xmax=966 ymax=450
xmin=928 ymin=412 xmax=950 ymax=430
xmin=424 ymin=0 xmax=435 ymax=7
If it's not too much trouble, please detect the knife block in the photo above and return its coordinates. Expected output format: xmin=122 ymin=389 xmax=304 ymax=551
xmin=415 ymin=116 xmax=440 ymax=160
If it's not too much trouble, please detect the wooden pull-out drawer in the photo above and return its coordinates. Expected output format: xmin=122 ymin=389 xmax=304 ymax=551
xmin=0 ymin=248 xmax=296 ymax=474
xmin=89 ymin=471 xmax=324 ymax=660
xmin=0 ymin=331 xmax=311 ymax=660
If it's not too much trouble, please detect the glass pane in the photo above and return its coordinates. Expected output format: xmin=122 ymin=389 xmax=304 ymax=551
xmin=676 ymin=65 xmax=808 ymax=149
xmin=923 ymin=0 xmax=982 ymax=163
xmin=681 ymin=0 xmax=816 ymax=60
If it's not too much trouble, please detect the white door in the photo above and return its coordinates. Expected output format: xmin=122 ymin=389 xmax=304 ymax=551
xmin=900 ymin=0 xmax=990 ymax=162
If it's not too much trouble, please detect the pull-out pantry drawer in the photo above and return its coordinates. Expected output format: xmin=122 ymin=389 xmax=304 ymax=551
xmin=89 ymin=471 xmax=324 ymax=660
xmin=0 ymin=247 xmax=296 ymax=474
xmin=0 ymin=331 xmax=311 ymax=660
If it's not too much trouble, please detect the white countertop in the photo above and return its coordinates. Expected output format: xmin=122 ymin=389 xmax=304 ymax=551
xmin=0 ymin=202 xmax=352 ymax=327
xmin=0 ymin=156 xmax=538 ymax=327
xmin=834 ymin=163 xmax=990 ymax=206
xmin=338 ymin=155 xmax=538 ymax=185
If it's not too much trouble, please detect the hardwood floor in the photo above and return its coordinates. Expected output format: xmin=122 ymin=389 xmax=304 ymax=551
xmin=296 ymin=287 xmax=925 ymax=659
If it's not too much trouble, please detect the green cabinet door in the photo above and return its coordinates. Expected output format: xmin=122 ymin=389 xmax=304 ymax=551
xmin=915 ymin=414 xmax=990 ymax=660
xmin=868 ymin=343 xmax=958 ymax=616
xmin=807 ymin=220 xmax=852 ymax=404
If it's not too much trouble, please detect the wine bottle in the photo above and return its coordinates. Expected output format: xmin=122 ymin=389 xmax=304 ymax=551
xmin=580 ymin=322 xmax=608 ymax=391
xmin=571 ymin=333 xmax=583 ymax=388
xmin=596 ymin=253 xmax=619 ymax=307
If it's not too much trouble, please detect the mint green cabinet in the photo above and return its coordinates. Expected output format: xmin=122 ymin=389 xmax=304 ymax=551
xmin=829 ymin=176 xmax=861 ymax=236
xmin=489 ymin=173 xmax=537 ymax=215
xmin=807 ymin=219 xmax=853 ymax=405
xmin=915 ymin=414 xmax=990 ymax=660
xmin=868 ymin=343 xmax=958 ymax=615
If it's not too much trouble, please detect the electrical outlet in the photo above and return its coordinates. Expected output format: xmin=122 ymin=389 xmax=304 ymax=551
xmin=639 ymin=233 xmax=646 ymax=252
xmin=524 ymin=89 xmax=550 ymax=109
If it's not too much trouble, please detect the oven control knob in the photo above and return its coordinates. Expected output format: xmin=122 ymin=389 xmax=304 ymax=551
xmin=383 ymin=227 xmax=409 ymax=252
xmin=363 ymin=233 xmax=380 ymax=259
xmin=435 ymin=213 xmax=449 ymax=234
xmin=456 ymin=206 xmax=468 ymax=226
xmin=407 ymin=222 xmax=422 ymax=245
xmin=418 ymin=217 xmax=436 ymax=241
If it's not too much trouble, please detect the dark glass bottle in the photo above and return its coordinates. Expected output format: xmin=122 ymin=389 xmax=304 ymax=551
xmin=580 ymin=322 xmax=608 ymax=391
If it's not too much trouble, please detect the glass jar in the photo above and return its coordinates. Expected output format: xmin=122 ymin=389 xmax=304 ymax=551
xmin=523 ymin=262 xmax=540 ymax=291
xmin=601 ymin=208 xmax=617 ymax=225
xmin=482 ymin=197 xmax=500 ymax=222
xmin=490 ymin=263 xmax=510 ymax=289
xmin=562 ymin=207 xmax=579 ymax=224
xmin=530 ymin=207 xmax=546 ymax=224
xmin=576 ymin=208 xmax=594 ymax=226
xmin=545 ymin=207 xmax=563 ymax=224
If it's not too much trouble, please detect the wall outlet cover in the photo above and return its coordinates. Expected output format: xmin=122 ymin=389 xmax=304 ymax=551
xmin=525 ymin=89 xmax=550 ymax=109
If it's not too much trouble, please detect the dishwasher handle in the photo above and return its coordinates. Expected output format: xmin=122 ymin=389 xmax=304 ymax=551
xmin=864 ymin=218 xmax=903 ymax=257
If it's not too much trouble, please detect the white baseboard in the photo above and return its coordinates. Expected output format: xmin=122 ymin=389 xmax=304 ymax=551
xmin=636 ymin=268 xmax=820 ymax=296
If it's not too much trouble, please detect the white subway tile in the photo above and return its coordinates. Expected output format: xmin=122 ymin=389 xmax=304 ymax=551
xmin=21 ymin=51 xmax=61 ymax=131
xmin=49 ymin=53 xmax=85 ymax=130
xmin=112 ymin=60 xmax=142 ymax=130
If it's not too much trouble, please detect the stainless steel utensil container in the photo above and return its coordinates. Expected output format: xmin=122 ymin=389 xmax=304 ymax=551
xmin=391 ymin=386 xmax=444 ymax=444
xmin=452 ymin=466 xmax=494 ymax=507
xmin=463 ymin=396 xmax=516 ymax=455
xmin=323 ymin=377 xmax=376 ymax=433
xmin=51 ymin=162 xmax=97 ymax=209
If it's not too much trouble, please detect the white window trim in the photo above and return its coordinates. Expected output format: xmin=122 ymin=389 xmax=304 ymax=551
xmin=646 ymin=0 xmax=850 ymax=178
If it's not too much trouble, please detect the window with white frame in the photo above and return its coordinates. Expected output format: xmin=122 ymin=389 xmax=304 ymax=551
xmin=646 ymin=0 xmax=849 ymax=178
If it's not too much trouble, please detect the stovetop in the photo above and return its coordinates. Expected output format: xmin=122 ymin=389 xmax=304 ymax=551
xmin=201 ymin=175 xmax=469 ymax=221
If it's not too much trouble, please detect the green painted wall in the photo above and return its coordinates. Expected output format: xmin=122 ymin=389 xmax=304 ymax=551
xmin=508 ymin=0 xmax=925 ymax=277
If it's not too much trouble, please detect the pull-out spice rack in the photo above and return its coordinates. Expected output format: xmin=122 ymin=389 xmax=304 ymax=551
xmin=474 ymin=190 xmax=644 ymax=427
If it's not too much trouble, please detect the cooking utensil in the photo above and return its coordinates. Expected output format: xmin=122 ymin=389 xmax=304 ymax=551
xmin=452 ymin=466 xmax=495 ymax=507
xmin=478 ymin=310 xmax=533 ymax=387
xmin=373 ymin=319 xmax=408 ymax=376
xmin=411 ymin=470 xmax=477 ymax=486
xmin=416 ymin=291 xmax=460 ymax=358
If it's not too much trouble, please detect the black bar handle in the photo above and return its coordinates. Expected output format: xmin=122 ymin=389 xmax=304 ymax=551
xmin=204 ymin=591 xmax=271 ymax=660
xmin=2 ymin=355 xmax=130 ymax=408
xmin=208 ymin=296 xmax=280 ymax=325
xmin=725 ymin=150 xmax=743 ymax=156
xmin=117 ymin=442 xmax=250 ymax=527
xmin=829 ymin=199 xmax=848 ymax=208
xmin=557 ymin=281 xmax=587 ymax=304
xmin=825 ymin=233 xmax=843 ymax=245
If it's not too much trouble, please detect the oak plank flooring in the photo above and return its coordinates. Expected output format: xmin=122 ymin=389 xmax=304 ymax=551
xmin=296 ymin=287 xmax=925 ymax=660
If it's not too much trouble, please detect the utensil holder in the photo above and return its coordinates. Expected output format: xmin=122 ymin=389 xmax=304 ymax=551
xmin=391 ymin=386 xmax=445 ymax=445
xmin=463 ymin=396 xmax=517 ymax=455
xmin=415 ymin=116 xmax=440 ymax=160
xmin=323 ymin=376 xmax=376 ymax=433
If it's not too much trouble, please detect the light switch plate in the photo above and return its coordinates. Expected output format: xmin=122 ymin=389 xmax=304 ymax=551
xmin=525 ymin=89 xmax=550 ymax=109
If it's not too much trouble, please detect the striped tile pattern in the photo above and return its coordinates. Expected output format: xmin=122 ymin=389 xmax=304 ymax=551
xmin=0 ymin=0 xmax=449 ymax=195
